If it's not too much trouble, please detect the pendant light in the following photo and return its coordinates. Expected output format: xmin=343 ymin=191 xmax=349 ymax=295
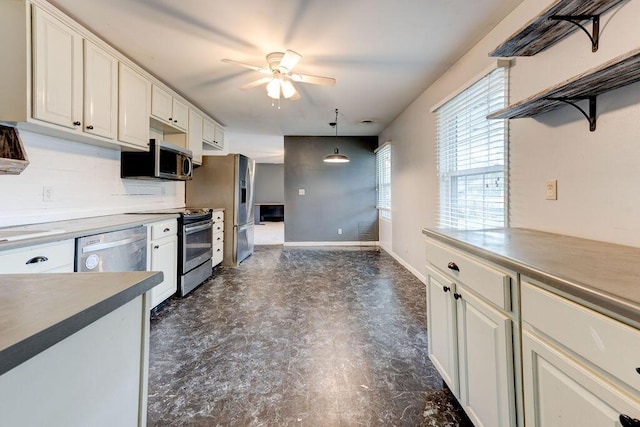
xmin=324 ymin=108 xmax=349 ymax=163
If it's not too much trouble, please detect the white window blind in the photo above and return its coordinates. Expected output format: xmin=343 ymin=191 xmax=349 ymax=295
xmin=376 ymin=143 xmax=391 ymax=219
xmin=436 ymin=67 xmax=508 ymax=230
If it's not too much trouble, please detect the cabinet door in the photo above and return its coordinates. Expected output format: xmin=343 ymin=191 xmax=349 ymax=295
xmin=523 ymin=329 xmax=640 ymax=427
xmin=426 ymin=266 xmax=458 ymax=395
xmin=172 ymin=98 xmax=188 ymax=131
xmin=203 ymin=119 xmax=215 ymax=144
xmin=151 ymin=85 xmax=172 ymax=124
xmin=214 ymin=123 xmax=225 ymax=149
xmin=83 ymin=40 xmax=117 ymax=139
xmin=32 ymin=7 xmax=83 ymax=130
xmin=188 ymin=110 xmax=203 ymax=165
xmin=456 ymin=286 xmax=515 ymax=427
xmin=118 ymin=63 xmax=150 ymax=149
xmin=149 ymin=235 xmax=177 ymax=308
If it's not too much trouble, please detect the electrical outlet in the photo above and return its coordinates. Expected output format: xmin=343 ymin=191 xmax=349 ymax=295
xmin=42 ymin=186 xmax=54 ymax=202
xmin=298 ymin=188 xmax=305 ymax=196
xmin=337 ymin=228 xmax=343 ymax=235
xmin=545 ymin=180 xmax=557 ymax=200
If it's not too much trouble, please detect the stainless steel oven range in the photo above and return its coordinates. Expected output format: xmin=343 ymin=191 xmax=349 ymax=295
xmin=179 ymin=208 xmax=213 ymax=296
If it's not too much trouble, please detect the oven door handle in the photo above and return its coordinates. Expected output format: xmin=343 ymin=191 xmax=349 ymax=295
xmin=184 ymin=221 xmax=213 ymax=235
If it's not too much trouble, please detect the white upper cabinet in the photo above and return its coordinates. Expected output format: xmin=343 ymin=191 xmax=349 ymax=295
xmin=203 ymin=118 xmax=224 ymax=150
xmin=172 ymin=99 xmax=188 ymax=132
xmin=32 ymin=6 xmax=83 ymax=130
xmin=118 ymin=63 xmax=151 ymax=149
xmin=83 ymin=40 xmax=117 ymax=139
xmin=151 ymin=85 xmax=188 ymax=132
xmin=0 ymin=1 xmax=225 ymax=152
xmin=188 ymin=109 xmax=203 ymax=165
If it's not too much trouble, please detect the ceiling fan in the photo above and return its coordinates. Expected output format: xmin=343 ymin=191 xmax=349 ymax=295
xmin=222 ymin=50 xmax=336 ymax=101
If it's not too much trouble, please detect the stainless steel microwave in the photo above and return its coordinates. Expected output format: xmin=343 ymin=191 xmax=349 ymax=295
xmin=121 ymin=139 xmax=193 ymax=181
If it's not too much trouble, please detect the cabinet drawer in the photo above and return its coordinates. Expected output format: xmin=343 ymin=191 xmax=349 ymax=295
xmin=426 ymin=238 xmax=511 ymax=310
xmin=0 ymin=240 xmax=74 ymax=273
xmin=212 ymin=230 xmax=223 ymax=244
xmin=212 ymin=221 xmax=224 ymax=234
xmin=150 ymin=219 xmax=177 ymax=240
xmin=212 ymin=211 xmax=224 ymax=222
xmin=522 ymin=281 xmax=640 ymax=394
xmin=212 ymin=241 xmax=223 ymax=266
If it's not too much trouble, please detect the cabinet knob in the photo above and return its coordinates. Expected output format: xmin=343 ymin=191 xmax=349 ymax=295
xmin=26 ymin=256 xmax=48 ymax=264
xmin=86 ymin=125 xmax=94 ymax=130
xmin=636 ymin=368 xmax=640 ymax=375
xmin=73 ymin=121 xmax=81 ymax=126
xmin=620 ymin=415 xmax=640 ymax=427
xmin=447 ymin=262 xmax=460 ymax=271
xmin=154 ymin=245 xmax=160 ymax=249
xmin=453 ymin=293 xmax=462 ymax=300
xmin=217 ymin=248 xmax=221 ymax=252
xmin=442 ymin=286 xmax=450 ymax=293
xmin=173 ymin=119 xmax=178 ymax=123
xmin=168 ymin=117 xmax=173 ymax=121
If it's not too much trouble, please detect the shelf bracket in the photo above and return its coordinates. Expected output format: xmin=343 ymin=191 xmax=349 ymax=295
xmin=546 ymin=96 xmax=597 ymax=132
xmin=549 ymin=15 xmax=600 ymax=52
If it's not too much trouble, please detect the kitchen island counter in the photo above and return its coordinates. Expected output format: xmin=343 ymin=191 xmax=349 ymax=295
xmin=423 ymin=227 xmax=640 ymax=326
xmin=0 ymin=271 xmax=161 ymax=426
xmin=0 ymin=271 xmax=161 ymax=375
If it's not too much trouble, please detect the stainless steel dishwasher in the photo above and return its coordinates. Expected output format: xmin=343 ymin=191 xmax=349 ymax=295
xmin=75 ymin=226 xmax=147 ymax=272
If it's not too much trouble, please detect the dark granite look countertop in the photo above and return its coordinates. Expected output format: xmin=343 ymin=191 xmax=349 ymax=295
xmin=0 ymin=271 xmax=162 ymax=376
xmin=423 ymin=227 xmax=640 ymax=327
xmin=0 ymin=213 xmax=180 ymax=251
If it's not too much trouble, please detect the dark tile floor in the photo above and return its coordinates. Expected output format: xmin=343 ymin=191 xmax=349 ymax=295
xmin=147 ymin=246 xmax=473 ymax=426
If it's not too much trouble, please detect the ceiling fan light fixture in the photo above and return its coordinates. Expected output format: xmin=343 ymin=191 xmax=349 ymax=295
xmin=278 ymin=50 xmax=302 ymax=73
xmin=324 ymin=148 xmax=350 ymax=163
xmin=281 ymin=80 xmax=297 ymax=99
xmin=266 ymin=79 xmax=281 ymax=99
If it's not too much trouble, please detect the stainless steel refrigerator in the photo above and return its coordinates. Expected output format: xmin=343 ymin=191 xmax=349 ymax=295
xmin=186 ymin=154 xmax=255 ymax=266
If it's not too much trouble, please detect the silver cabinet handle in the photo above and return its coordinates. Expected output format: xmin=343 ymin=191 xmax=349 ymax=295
xmin=26 ymin=256 xmax=48 ymax=264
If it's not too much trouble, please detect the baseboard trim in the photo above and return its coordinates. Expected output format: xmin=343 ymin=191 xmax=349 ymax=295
xmin=283 ymin=241 xmax=379 ymax=247
xmin=380 ymin=247 xmax=426 ymax=284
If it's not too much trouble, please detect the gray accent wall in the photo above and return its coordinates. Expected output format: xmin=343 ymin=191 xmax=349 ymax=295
xmin=255 ymin=164 xmax=284 ymax=203
xmin=284 ymin=136 xmax=378 ymax=242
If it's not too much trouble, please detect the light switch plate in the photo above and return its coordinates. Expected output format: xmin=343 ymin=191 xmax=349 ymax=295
xmin=298 ymin=188 xmax=305 ymax=196
xmin=545 ymin=180 xmax=557 ymax=200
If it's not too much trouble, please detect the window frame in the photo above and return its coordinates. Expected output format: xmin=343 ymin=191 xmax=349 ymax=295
xmin=434 ymin=66 xmax=509 ymax=230
xmin=375 ymin=142 xmax=392 ymax=220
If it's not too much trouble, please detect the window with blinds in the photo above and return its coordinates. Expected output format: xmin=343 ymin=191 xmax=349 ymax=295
xmin=376 ymin=143 xmax=391 ymax=219
xmin=436 ymin=67 xmax=508 ymax=230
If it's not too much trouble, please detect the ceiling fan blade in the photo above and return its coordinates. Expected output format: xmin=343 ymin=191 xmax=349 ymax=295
xmin=240 ymin=77 xmax=272 ymax=89
xmin=278 ymin=50 xmax=302 ymax=72
xmin=221 ymin=58 xmax=271 ymax=74
xmin=290 ymin=73 xmax=336 ymax=87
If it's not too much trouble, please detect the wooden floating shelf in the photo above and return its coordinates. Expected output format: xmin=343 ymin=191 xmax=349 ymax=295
xmin=487 ymin=47 xmax=640 ymax=130
xmin=489 ymin=0 xmax=627 ymax=57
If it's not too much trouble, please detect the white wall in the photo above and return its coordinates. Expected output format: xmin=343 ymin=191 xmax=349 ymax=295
xmin=0 ymin=130 xmax=184 ymax=227
xmin=380 ymin=0 xmax=640 ymax=277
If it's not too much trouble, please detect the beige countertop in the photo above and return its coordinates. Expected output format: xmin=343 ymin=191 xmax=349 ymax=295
xmin=423 ymin=227 xmax=640 ymax=327
xmin=0 ymin=213 xmax=180 ymax=251
xmin=0 ymin=271 xmax=162 ymax=376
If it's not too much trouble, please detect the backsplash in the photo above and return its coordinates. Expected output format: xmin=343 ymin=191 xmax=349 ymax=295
xmin=0 ymin=130 xmax=184 ymax=227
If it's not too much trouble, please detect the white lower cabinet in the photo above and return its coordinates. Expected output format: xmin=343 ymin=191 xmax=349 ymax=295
xmin=425 ymin=238 xmax=517 ymax=427
xmin=456 ymin=284 xmax=514 ymax=427
xmin=147 ymin=220 xmax=177 ymax=308
xmin=0 ymin=240 xmax=74 ymax=273
xmin=522 ymin=280 xmax=640 ymax=427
